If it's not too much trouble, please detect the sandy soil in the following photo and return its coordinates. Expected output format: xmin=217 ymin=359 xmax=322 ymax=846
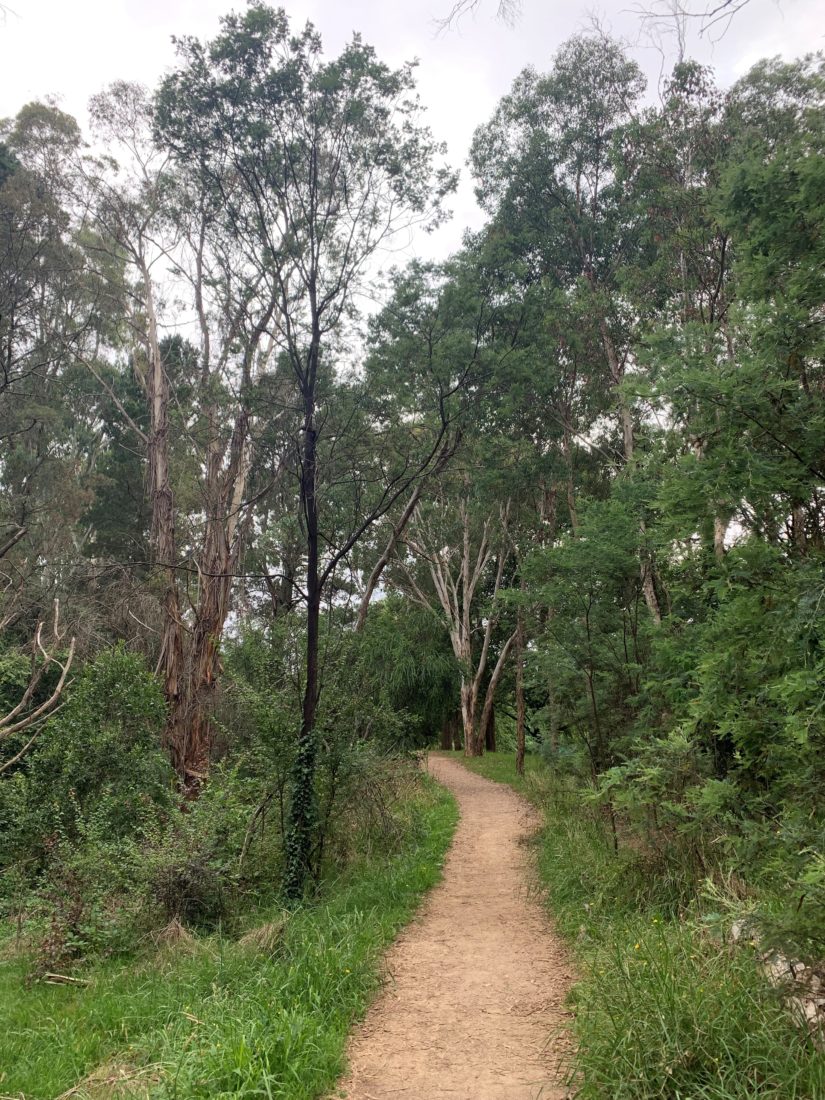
xmin=334 ymin=753 xmax=575 ymax=1100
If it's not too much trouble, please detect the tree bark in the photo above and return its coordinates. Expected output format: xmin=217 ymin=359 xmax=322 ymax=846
xmin=141 ymin=261 xmax=186 ymax=780
xmin=171 ymin=402 xmax=246 ymax=788
xmin=144 ymin=273 xmax=252 ymax=789
xmin=0 ymin=525 xmax=27 ymax=561
xmin=460 ymin=675 xmax=480 ymax=757
xmin=452 ymin=716 xmax=463 ymax=751
xmin=439 ymin=714 xmax=453 ymax=750
xmin=476 ymin=627 xmax=518 ymax=757
xmin=515 ymin=606 xmax=525 ymax=777
xmin=713 ymin=515 xmax=727 ymax=561
xmin=640 ymin=552 xmax=663 ymax=626
xmin=482 ymin=700 xmax=496 ymax=752
xmin=403 ymin=496 xmax=512 ymax=758
xmin=284 ymin=330 xmax=321 ymax=900
xmin=791 ymin=502 xmax=807 ymax=554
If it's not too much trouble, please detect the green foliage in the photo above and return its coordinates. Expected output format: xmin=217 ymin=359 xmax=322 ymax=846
xmin=2 ymin=15 xmax=825 ymax=1099
xmin=572 ymin=925 xmax=824 ymax=1099
xmin=1 ymin=772 xmax=457 ymax=1100
xmin=0 ymin=647 xmax=171 ymax=885
xmin=357 ymin=597 xmax=459 ymax=747
xmin=524 ymin=491 xmax=654 ymax=774
xmin=459 ymin=753 xmax=825 ymax=1100
xmin=25 ymin=647 xmax=169 ymax=840
xmin=606 ymin=541 xmax=825 ymax=956
xmin=31 ymin=829 xmax=146 ymax=968
xmin=466 ymin=37 xmax=825 ymax=969
xmin=0 ymin=645 xmax=32 ymax=712
xmin=143 ymin=764 xmax=262 ymax=931
xmin=0 ymin=139 xmax=19 ymax=186
xmin=223 ymin=621 xmax=425 ymax=893
xmin=0 ymin=648 xmax=174 ymax=964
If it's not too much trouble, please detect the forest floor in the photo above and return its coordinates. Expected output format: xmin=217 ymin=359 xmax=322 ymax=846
xmin=334 ymin=752 xmax=575 ymax=1100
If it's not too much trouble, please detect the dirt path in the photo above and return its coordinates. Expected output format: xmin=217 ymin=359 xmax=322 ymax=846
xmin=335 ymin=754 xmax=575 ymax=1100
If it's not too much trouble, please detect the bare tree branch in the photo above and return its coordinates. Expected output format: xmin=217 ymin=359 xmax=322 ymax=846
xmin=0 ymin=601 xmax=76 ymax=773
xmin=435 ymin=0 xmax=523 ymax=32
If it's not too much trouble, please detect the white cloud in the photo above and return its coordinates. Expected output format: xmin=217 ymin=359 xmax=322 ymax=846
xmin=1 ymin=0 xmax=820 ymax=262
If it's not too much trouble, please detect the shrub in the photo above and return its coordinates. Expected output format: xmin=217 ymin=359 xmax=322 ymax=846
xmin=15 ymin=645 xmax=172 ymax=850
xmin=142 ymin=764 xmax=263 ymax=930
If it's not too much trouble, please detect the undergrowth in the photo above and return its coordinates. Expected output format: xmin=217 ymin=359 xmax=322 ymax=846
xmin=0 ymin=773 xmax=457 ymax=1099
xmin=452 ymin=751 xmax=825 ymax=1100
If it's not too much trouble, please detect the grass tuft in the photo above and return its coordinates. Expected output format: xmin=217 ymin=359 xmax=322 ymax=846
xmin=55 ymin=1060 xmax=159 ymax=1100
xmin=150 ymin=918 xmax=196 ymax=951
xmin=235 ymin=914 xmax=289 ymax=956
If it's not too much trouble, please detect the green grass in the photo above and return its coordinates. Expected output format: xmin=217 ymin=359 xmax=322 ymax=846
xmin=0 ymin=775 xmax=458 ymax=1099
xmin=445 ymin=750 xmax=825 ymax=1100
xmin=454 ymin=748 xmax=543 ymax=790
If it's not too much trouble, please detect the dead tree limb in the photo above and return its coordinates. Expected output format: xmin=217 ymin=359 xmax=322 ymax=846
xmin=0 ymin=601 xmax=76 ymax=774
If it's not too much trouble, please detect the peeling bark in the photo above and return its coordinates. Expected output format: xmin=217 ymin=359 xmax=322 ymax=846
xmin=139 ymin=253 xmax=256 ymax=790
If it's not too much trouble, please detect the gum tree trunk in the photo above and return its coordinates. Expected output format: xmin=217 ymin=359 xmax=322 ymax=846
xmin=515 ymin=607 xmax=526 ymax=777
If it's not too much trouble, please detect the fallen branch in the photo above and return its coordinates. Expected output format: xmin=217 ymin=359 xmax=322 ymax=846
xmin=42 ymin=972 xmax=90 ymax=986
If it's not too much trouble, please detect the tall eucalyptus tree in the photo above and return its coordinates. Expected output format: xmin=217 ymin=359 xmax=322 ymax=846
xmin=87 ymin=81 xmax=284 ymax=787
xmin=155 ymin=5 xmax=458 ymax=893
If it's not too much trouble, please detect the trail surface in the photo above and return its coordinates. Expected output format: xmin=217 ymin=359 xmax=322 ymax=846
xmin=336 ymin=753 xmax=574 ymax=1100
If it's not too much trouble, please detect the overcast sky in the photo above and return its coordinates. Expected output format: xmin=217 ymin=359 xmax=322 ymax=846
xmin=1 ymin=0 xmax=822 ymax=260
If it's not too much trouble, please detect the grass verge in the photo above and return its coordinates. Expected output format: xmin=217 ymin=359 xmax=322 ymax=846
xmin=447 ymin=750 xmax=825 ymax=1100
xmin=0 ymin=773 xmax=457 ymax=1100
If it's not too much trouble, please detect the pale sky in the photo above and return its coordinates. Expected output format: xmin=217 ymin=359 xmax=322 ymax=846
xmin=1 ymin=0 xmax=822 ymax=260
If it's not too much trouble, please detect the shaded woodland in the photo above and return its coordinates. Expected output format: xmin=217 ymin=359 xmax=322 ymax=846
xmin=1 ymin=6 xmax=824 ymax=1094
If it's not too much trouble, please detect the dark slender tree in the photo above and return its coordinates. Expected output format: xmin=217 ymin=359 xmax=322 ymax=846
xmin=156 ymin=5 xmax=457 ymax=895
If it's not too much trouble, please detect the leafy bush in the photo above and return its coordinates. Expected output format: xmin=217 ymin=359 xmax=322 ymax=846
xmin=223 ymin=621 xmax=425 ymax=892
xmin=0 ymin=645 xmax=34 ymax=713
xmin=606 ymin=544 xmax=825 ymax=954
xmin=142 ymin=762 xmax=273 ymax=931
xmin=0 ymin=773 xmax=458 ymax=1100
xmin=1 ymin=646 xmax=171 ymax=888
xmin=33 ymin=830 xmax=145 ymax=968
xmin=357 ymin=597 xmax=459 ymax=749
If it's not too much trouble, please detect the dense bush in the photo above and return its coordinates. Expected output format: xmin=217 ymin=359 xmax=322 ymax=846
xmin=356 ymin=597 xmax=459 ymax=749
xmin=0 ymin=645 xmax=172 ymax=879
xmin=1 ymin=625 xmax=442 ymax=967
xmin=584 ymin=543 xmax=825 ymax=958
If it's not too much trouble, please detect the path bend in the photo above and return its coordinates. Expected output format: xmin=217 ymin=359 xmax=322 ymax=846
xmin=335 ymin=753 xmax=575 ymax=1100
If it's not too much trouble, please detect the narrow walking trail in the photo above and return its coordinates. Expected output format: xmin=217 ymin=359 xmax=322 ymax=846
xmin=335 ymin=754 xmax=575 ymax=1100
